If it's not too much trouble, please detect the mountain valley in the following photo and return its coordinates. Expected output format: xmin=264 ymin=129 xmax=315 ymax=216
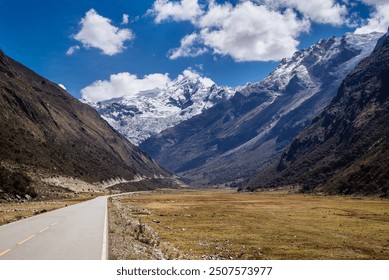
xmin=2 ymin=0 xmax=389 ymax=263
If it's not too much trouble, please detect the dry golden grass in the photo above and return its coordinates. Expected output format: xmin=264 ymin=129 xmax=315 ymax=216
xmin=0 ymin=193 xmax=102 ymax=226
xmin=112 ymin=189 xmax=389 ymax=260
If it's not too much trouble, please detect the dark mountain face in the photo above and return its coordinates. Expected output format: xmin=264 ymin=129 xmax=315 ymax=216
xmin=140 ymin=32 xmax=382 ymax=186
xmin=0 ymin=50 xmax=170 ymax=197
xmin=247 ymin=32 xmax=389 ymax=196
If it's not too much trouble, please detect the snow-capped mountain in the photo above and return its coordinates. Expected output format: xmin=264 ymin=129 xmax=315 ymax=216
xmin=140 ymin=32 xmax=384 ymax=185
xmin=247 ymin=31 xmax=389 ymax=196
xmin=242 ymin=31 xmax=383 ymax=106
xmin=86 ymin=70 xmax=234 ymax=145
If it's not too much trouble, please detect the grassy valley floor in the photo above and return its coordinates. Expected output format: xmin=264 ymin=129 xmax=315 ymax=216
xmin=108 ymin=189 xmax=389 ymax=260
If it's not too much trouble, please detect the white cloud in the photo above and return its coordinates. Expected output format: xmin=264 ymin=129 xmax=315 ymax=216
xmin=359 ymin=0 xmax=389 ymax=5
xmin=355 ymin=1 xmax=389 ymax=34
xmin=149 ymin=0 xmax=203 ymax=23
xmin=166 ymin=1 xmax=309 ymax=61
xmin=122 ymin=14 xmax=129 ymax=25
xmin=201 ymin=2 xmax=309 ymax=61
xmin=66 ymin=45 xmax=80 ymax=56
xmin=262 ymin=0 xmax=347 ymax=25
xmin=168 ymin=33 xmax=208 ymax=59
xmin=81 ymin=72 xmax=171 ymax=102
xmin=289 ymin=0 xmax=347 ymax=25
xmin=152 ymin=1 xmax=384 ymax=61
xmin=198 ymin=1 xmax=233 ymax=28
xmin=73 ymin=9 xmax=134 ymax=56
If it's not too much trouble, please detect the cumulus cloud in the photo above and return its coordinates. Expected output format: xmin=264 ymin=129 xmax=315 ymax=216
xmin=66 ymin=45 xmax=80 ymax=56
xmin=201 ymin=2 xmax=309 ymax=61
xmin=149 ymin=0 xmax=203 ymax=23
xmin=153 ymin=1 xmax=389 ymax=61
xmin=168 ymin=33 xmax=208 ymax=59
xmin=262 ymin=0 xmax=347 ymax=25
xmin=73 ymin=9 xmax=134 ymax=56
xmin=198 ymin=1 xmax=233 ymax=28
xmin=81 ymin=72 xmax=171 ymax=102
xmin=355 ymin=0 xmax=389 ymax=34
xmin=164 ymin=1 xmax=309 ymax=61
xmin=359 ymin=0 xmax=389 ymax=5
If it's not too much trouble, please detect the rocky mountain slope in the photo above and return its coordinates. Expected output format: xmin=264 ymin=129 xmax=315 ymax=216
xmin=247 ymin=31 xmax=389 ymax=196
xmin=86 ymin=70 xmax=234 ymax=145
xmin=140 ymin=32 xmax=383 ymax=185
xmin=0 ymin=50 xmax=171 ymax=199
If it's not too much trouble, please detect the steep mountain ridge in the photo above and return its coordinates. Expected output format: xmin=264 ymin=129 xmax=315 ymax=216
xmin=140 ymin=32 xmax=383 ymax=185
xmin=86 ymin=70 xmax=234 ymax=145
xmin=0 ymin=50 xmax=171 ymax=198
xmin=247 ymin=31 xmax=389 ymax=196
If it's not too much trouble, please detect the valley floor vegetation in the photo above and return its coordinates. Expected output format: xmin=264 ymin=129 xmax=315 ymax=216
xmin=108 ymin=189 xmax=389 ymax=260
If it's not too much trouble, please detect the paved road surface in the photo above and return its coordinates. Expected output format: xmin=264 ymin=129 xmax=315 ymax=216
xmin=0 ymin=196 xmax=108 ymax=260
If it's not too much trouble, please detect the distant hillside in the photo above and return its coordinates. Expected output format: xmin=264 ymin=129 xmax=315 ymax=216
xmin=247 ymin=31 xmax=389 ymax=197
xmin=0 ymin=50 xmax=172 ymax=199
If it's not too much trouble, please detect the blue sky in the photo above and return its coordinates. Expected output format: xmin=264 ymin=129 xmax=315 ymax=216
xmin=0 ymin=0 xmax=388 ymax=101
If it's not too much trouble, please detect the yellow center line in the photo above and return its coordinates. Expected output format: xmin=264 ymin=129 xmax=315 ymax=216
xmin=0 ymin=249 xmax=11 ymax=257
xmin=51 ymin=222 xmax=59 ymax=226
xmin=17 ymin=235 xmax=36 ymax=245
xmin=39 ymin=227 xmax=50 ymax=233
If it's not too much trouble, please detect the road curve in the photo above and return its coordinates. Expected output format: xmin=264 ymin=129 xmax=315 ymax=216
xmin=0 ymin=196 xmax=108 ymax=260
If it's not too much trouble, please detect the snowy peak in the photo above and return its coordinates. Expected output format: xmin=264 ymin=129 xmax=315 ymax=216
xmin=172 ymin=69 xmax=214 ymax=88
xmin=244 ymin=32 xmax=383 ymax=95
xmin=163 ymin=70 xmax=226 ymax=110
xmin=87 ymin=70 xmax=235 ymax=145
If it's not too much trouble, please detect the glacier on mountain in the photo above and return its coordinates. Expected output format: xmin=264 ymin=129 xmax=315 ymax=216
xmin=84 ymin=69 xmax=234 ymax=145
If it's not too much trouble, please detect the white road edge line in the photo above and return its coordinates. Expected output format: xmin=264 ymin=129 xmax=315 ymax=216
xmin=101 ymin=197 xmax=108 ymax=260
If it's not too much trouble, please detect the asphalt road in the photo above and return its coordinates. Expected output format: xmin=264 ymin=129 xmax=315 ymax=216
xmin=0 ymin=196 xmax=108 ymax=260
